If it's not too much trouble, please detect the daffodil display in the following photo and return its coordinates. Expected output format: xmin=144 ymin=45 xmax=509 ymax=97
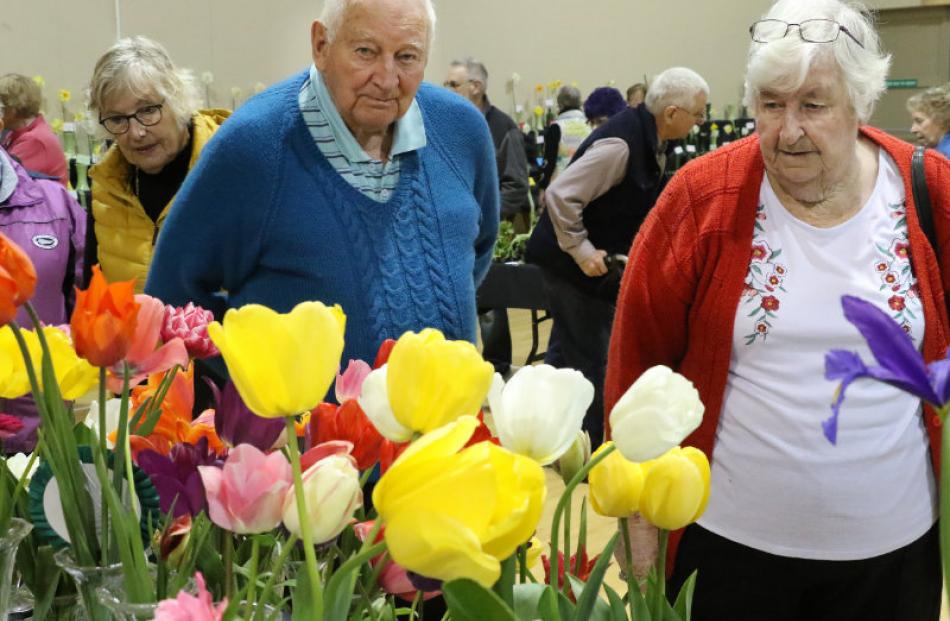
xmin=372 ymin=416 xmax=545 ymax=587
xmin=385 ymin=329 xmax=493 ymax=435
xmin=207 ymin=301 xmax=345 ymax=418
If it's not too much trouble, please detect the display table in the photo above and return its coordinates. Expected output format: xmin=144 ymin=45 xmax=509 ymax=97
xmin=476 ymin=262 xmax=550 ymax=364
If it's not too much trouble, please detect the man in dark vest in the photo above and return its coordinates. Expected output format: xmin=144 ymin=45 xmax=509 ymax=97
xmin=525 ymin=67 xmax=709 ymax=446
xmin=445 ymin=57 xmax=530 ymax=376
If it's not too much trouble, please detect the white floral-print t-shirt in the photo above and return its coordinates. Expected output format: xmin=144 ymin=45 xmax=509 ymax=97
xmin=701 ymin=150 xmax=937 ymax=560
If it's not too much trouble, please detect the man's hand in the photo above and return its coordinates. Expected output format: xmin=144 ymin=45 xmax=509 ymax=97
xmin=579 ymin=249 xmax=609 ymax=277
xmin=614 ymin=513 xmax=660 ymax=584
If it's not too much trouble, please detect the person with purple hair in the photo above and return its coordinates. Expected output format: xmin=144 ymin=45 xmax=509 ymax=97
xmin=583 ymin=86 xmax=628 ymax=129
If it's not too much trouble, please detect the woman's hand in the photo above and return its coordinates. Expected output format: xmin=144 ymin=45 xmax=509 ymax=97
xmin=614 ymin=512 xmax=659 ymax=584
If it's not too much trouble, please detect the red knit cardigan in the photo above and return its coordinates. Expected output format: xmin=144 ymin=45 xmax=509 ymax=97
xmin=604 ymin=127 xmax=950 ymax=570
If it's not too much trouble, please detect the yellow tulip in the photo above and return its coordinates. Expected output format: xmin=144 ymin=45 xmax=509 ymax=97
xmin=638 ymin=446 xmax=710 ymax=530
xmin=32 ymin=75 xmax=45 ymax=88
xmin=588 ymin=442 xmax=644 ymax=518
xmin=59 ymin=89 xmax=71 ymax=103
xmin=386 ymin=329 xmax=493 ymax=435
xmin=50 ymin=118 xmax=64 ymax=133
xmin=207 ymin=301 xmax=345 ymax=418
xmin=0 ymin=327 xmax=97 ymax=399
xmin=373 ymin=416 xmax=546 ymax=587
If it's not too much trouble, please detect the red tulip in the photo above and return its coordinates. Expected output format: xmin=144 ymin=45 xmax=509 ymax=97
xmin=310 ymin=400 xmax=384 ymax=470
xmin=353 ymin=520 xmax=441 ymax=602
xmin=542 ymin=545 xmax=601 ymax=599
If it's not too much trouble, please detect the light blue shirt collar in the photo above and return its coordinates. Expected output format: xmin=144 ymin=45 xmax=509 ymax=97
xmin=309 ymin=65 xmax=426 ymax=162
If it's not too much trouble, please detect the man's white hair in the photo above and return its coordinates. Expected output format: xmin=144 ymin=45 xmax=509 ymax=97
xmin=319 ymin=0 xmax=437 ymax=47
xmin=644 ymin=68 xmax=710 ymax=116
xmin=743 ymin=0 xmax=890 ymax=123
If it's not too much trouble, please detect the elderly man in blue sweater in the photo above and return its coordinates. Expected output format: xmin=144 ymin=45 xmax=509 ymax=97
xmin=145 ymin=0 xmax=500 ymax=367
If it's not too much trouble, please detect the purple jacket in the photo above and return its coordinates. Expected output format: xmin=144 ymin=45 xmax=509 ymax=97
xmin=0 ymin=151 xmax=85 ymax=325
xmin=0 ymin=149 xmax=85 ymax=454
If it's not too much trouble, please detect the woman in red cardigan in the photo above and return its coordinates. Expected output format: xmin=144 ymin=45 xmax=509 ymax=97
xmin=606 ymin=0 xmax=950 ymax=619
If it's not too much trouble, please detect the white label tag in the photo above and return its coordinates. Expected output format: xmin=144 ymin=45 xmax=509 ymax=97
xmin=673 ymin=146 xmax=684 ymax=155
xmin=536 ymin=135 xmax=544 ymax=144
xmin=515 ymin=104 xmax=524 ymax=113
xmin=75 ymin=154 xmax=91 ymax=166
xmin=63 ymin=123 xmax=76 ymax=132
xmin=745 ymin=121 xmax=755 ymax=129
xmin=544 ymin=98 xmax=554 ymax=107
xmin=685 ymin=145 xmax=697 ymax=153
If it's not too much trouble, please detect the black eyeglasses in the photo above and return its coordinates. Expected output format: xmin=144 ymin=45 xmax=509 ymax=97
xmin=443 ymin=79 xmax=474 ymax=89
xmin=749 ymin=19 xmax=865 ymax=49
xmin=99 ymin=102 xmax=164 ymax=135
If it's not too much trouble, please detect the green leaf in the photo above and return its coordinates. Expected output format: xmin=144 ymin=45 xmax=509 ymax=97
xmin=557 ymin=589 xmax=575 ymax=619
xmin=603 ymin=583 xmax=629 ymax=621
xmin=324 ymin=542 xmax=386 ymax=621
xmin=443 ymin=578 xmax=518 ymax=621
xmin=513 ymin=583 xmax=547 ymax=620
xmin=536 ymin=587 xmax=560 ymax=621
xmin=672 ymin=570 xmax=697 ymax=621
xmin=628 ymin=577 xmax=652 ymax=621
xmin=291 ymin=562 xmax=315 ymax=621
xmin=566 ymin=576 xmax=612 ymax=621
xmin=495 ymin=553 xmax=516 ymax=608
xmin=572 ymin=532 xmax=617 ymax=621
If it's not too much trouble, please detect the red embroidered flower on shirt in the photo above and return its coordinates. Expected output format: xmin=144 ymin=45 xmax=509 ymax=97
xmin=888 ymin=295 xmax=905 ymax=311
xmin=875 ymin=261 xmax=888 ymax=273
xmin=750 ymin=242 xmax=771 ymax=262
xmin=891 ymin=240 xmax=910 ymax=259
xmin=761 ymin=296 xmax=780 ymax=312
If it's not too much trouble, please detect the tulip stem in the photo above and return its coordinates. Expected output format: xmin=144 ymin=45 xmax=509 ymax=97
xmin=517 ymin=544 xmax=527 ymax=583
xmin=547 ymin=443 xmax=615 ymax=621
xmin=223 ymin=531 xmax=234 ymax=600
xmin=244 ymin=536 xmax=260 ymax=620
xmin=285 ymin=415 xmax=324 ymax=618
xmin=619 ymin=517 xmax=638 ymax=621
xmin=653 ymin=529 xmax=669 ymax=619
xmin=410 ymin=589 xmax=423 ymax=620
xmin=98 ymin=366 xmax=109 ymax=565
xmin=563 ymin=493 xmax=572 ymax=595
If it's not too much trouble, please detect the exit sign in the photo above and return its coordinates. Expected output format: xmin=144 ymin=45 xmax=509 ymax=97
xmin=886 ymin=79 xmax=918 ymax=89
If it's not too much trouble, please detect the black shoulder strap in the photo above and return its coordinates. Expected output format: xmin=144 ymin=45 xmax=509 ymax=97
xmin=912 ymin=145 xmax=937 ymax=252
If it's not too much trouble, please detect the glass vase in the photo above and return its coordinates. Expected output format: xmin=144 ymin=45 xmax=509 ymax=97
xmin=96 ymin=587 xmax=158 ymax=620
xmin=0 ymin=518 xmax=33 ymax=618
xmin=54 ymin=548 xmax=125 ymax=621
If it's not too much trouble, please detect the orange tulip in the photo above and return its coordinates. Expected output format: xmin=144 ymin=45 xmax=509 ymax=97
xmin=0 ymin=234 xmax=37 ymax=324
xmin=70 ymin=265 xmax=139 ymax=367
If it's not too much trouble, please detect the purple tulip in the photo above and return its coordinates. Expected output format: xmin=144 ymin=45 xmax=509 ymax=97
xmin=823 ymin=295 xmax=950 ymax=444
xmin=137 ymin=437 xmax=222 ymax=517
xmin=213 ymin=380 xmax=285 ymax=452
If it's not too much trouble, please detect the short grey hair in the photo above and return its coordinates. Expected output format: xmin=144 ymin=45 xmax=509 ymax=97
xmin=320 ymin=0 xmax=437 ymax=47
xmin=743 ymin=0 xmax=890 ymax=124
xmin=450 ymin=57 xmax=488 ymax=89
xmin=87 ymin=36 xmax=201 ymax=132
xmin=557 ymin=86 xmax=583 ymax=112
xmin=644 ymin=67 xmax=710 ymax=116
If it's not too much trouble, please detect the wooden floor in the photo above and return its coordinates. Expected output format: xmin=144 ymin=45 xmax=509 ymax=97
xmin=494 ymin=309 xmax=950 ymax=618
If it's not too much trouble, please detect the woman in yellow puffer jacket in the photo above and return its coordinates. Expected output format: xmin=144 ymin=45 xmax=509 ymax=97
xmin=86 ymin=36 xmax=230 ymax=292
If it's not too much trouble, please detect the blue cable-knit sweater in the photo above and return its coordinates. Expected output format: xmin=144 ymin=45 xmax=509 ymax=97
xmin=145 ymin=70 xmax=500 ymax=366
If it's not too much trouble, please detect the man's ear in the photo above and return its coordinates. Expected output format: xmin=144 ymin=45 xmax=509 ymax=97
xmin=311 ymin=20 xmax=330 ymax=70
xmin=663 ymin=105 xmax=678 ymax=123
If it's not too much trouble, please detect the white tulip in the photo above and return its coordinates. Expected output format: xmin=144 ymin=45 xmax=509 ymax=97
xmin=83 ymin=398 xmax=123 ymax=449
xmin=5 ymin=452 xmax=38 ymax=482
xmin=358 ymin=365 xmax=413 ymax=442
xmin=608 ymin=365 xmax=704 ymax=462
xmin=487 ymin=365 xmax=593 ymax=466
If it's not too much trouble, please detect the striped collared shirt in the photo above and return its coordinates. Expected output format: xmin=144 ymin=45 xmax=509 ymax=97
xmin=298 ymin=65 xmax=427 ymax=202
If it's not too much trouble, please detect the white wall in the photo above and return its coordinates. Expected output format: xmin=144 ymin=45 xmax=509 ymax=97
xmin=3 ymin=0 xmax=772 ymax=120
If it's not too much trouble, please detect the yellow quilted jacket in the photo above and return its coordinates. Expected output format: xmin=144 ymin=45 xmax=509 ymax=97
xmin=89 ymin=108 xmax=230 ymax=292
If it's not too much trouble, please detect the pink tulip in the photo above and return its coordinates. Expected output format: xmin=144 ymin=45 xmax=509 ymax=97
xmin=335 ymin=359 xmax=372 ymax=403
xmin=162 ymin=302 xmax=219 ymax=360
xmin=106 ymin=294 xmax=188 ymax=392
xmin=154 ymin=572 xmax=227 ymax=621
xmin=198 ymin=444 xmax=292 ymax=534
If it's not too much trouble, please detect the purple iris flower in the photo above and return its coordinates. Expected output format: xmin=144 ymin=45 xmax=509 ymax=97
xmin=213 ymin=380 xmax=285 ymax=451
xmin=137 ymin=437 xmax=222 ymax=517
xmin=823 ymin=295 xmax=950 ymax=444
